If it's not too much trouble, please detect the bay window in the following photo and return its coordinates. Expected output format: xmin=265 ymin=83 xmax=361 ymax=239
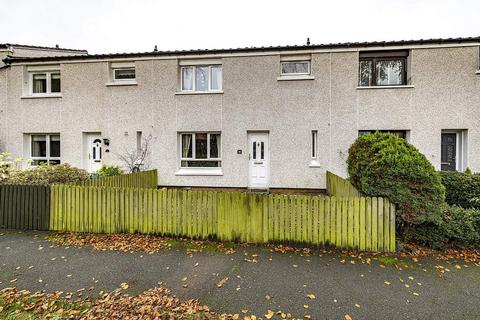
xmin=180 ymin=132 xmax=221 ymax=168
xmin=30 ymin=134 xmax=61 ymax=165
xmin=181 ymin=65 xmax=222 ymax=92
xmin=358 ymin=51 xmax=408 ymax=86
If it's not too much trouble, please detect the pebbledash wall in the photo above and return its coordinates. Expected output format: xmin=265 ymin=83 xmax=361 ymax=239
xmin=1 ymin=39 xmax=480 ymax=189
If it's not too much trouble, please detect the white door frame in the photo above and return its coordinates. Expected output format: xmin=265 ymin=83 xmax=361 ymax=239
xmin=247 ymin=131 xmax=270 ymax=189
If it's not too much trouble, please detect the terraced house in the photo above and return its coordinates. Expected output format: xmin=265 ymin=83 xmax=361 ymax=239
xmin=1 ymin=37 xmax=480 ymax=190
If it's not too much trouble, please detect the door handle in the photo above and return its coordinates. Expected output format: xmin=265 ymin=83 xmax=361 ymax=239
xmin=254 ymin=161 xmax=263 ymax=164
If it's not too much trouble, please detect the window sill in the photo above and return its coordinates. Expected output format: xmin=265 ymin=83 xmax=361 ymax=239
xmin=309 ymin=160 xmax=321 ymax=168
xmin=21 ymin=94 xmax=62 ymax=99
xmin=175 ymin=168 xmax=223 ymax=176
xmin=356 ymin=85 xmax=414 ymax=90
xmin=476 ymin=70 xmax=480 ymax=74
xmin=277 ymin=75 xmax=315 ymax=81
xmin=105 ymin=81 xmax=138 ymax=86
xmin=175 ymin=91 xmax=224 ymax=95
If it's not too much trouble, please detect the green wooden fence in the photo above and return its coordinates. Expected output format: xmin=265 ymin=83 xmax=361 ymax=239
xmin=76 ymin=170 xmax=158 ymax=188
xmin=326 ymin=171 xmax=361 ymax=197
xmin=49 ymin=185 xmax=395 ymax=252
xmin=0 ymin=185 xmax=50 ymax=230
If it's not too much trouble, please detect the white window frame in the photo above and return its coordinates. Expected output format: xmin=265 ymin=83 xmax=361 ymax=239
xmin=180 ymin=65 xmax=222 ymax=92
xmin=309 ymin=130 xmax=320 ymax=168
xmin=29 ymin=134 xmax=61 ymax=165
xmin=29 ymin=71 xmax=61 ymax=95
xmin=179 ymin=132 xmax=222 ymax=168
xmin=311 ymin=130 xmax=318 ymax=159
xmin=112 ymin=67 xmax=136 ymax=82
xmin=280 ymin=61 xmax=311 ymax=76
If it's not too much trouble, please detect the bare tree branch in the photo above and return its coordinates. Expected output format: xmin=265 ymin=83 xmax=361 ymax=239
xmin=115 ymin=134 xmax=153 ymax=172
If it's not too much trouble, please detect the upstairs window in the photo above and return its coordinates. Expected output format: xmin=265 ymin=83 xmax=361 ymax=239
xmin=107 ymin=62 xmax=137 ymax=86
xmin=31 ymin=71 xmax=61 ymax=94
xmin=180 ymin=132 xmax=221 ymax=168
xmin=113 ymin=67 xmax=136 ymax=81
xmin=281 ymin=61 xmax=310 ymax=75
xmin=359 ymin=51 xmax=408 ymax=86
xmin=181 ymin=65 xmax=222 ymax=92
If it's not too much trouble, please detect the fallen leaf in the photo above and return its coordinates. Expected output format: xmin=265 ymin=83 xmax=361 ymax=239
xmin=306 ymin=294 xmax=316 ymax=299
xmin=345 ymin=314 xmax=353 ymax=320
xmin=355 ymin=304 xmax=360 ymax=308
xmin=265 ymin=310 xmax=274 ymax=319
xmin=384 ymin=281 xmax=391 ymax=285
xmin=216 ymin=277 xmax=228 ymax=288
xmin=120 ymin=282 xmax=129 ymax=290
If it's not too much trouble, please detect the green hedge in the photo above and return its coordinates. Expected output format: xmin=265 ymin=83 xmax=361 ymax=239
xmin=409 ymin=205 xmax=480 ymax=249
xmin=1 ymin=163 xmax=89 ymax=185
xmin=440 ymin=171 xmax=480 ymax=209
xmin=347 ymin=132 xmax=445 ymax=228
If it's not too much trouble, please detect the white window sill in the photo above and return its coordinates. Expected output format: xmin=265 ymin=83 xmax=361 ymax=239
xmin=356 ymin=85 xmax=414 ymax=90
xmin=476 ymin=70 xmax=480 ymax=74
xmin=21 ymin=94 xmax=62 ymax=99
xmin=277 ymin=75 xmax=315 ymax=81
xmin=175 ymin=91 xmax=224 ymax=95
xmin=105 ymin=81 xmax=138 ymax=86
xmin=309 ymin=160 xmax=321 ymax=168
xmin=175 ymin=168 xmax=223 ymax=176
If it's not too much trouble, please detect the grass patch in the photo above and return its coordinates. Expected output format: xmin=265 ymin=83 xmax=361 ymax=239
xmin=376 ymin=256 xmax=414 ymax=269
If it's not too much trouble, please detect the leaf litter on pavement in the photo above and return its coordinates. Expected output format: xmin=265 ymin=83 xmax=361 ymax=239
xmin=0 ymin=286 xmax=236 ymax=319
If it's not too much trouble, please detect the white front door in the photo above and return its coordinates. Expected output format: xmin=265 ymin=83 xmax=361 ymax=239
xmin=248 ymin=132 xmax=269 ymax=189
xmin=86 ymin=134 xmax=103 ymax=173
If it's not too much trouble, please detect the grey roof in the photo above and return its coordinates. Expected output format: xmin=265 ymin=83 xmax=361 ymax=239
xmin=0 ymin=43 xmax=87 ymax=53
xmin=3 ymin=36 xmax=480 ymax=64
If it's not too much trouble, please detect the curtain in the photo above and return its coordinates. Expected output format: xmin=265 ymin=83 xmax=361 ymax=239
xmin=182 ymin=68 xmax=194 ymax=90
xmin=182 ymin=134 xmax=192 ymax=158
xmin=211 ymin=66 xmax=222 ymax=90
xmin=33 ymin=74 xmax=47 ymax=93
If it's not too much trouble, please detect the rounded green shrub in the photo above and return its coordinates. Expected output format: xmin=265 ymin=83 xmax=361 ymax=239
xmin=96 ymin=164 xmax=123 ymax=177
xmin=347 ymin=132 xmax=445 ymax=228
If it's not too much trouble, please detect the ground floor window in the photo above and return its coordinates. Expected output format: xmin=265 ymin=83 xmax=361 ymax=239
xmin=30 ymin=134 xmax=61 ymax=165
xmin=441 ymin=130 xmax=467 ymax=172
xmin=180 ymin=132 xmax=221 ymax=168
xmin=358 ymin=130 xmax=408 ymax=139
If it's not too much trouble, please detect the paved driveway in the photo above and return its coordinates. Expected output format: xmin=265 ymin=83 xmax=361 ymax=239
xmin=1 ymin=231 xmax=479 ymax=319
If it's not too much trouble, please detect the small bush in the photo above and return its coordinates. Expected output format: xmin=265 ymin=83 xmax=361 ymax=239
xmin=440 ymin=170 xmax=480 ymax=209
xmin=347 ymin=132 xmax=445 ymax=228
xmin=1 ymin=163 xmax=89 ymax=185
xmin=409 ymin=205 xmax=480 ymax=249
xmin=96 ymin=164 xmax=123 ymax=177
